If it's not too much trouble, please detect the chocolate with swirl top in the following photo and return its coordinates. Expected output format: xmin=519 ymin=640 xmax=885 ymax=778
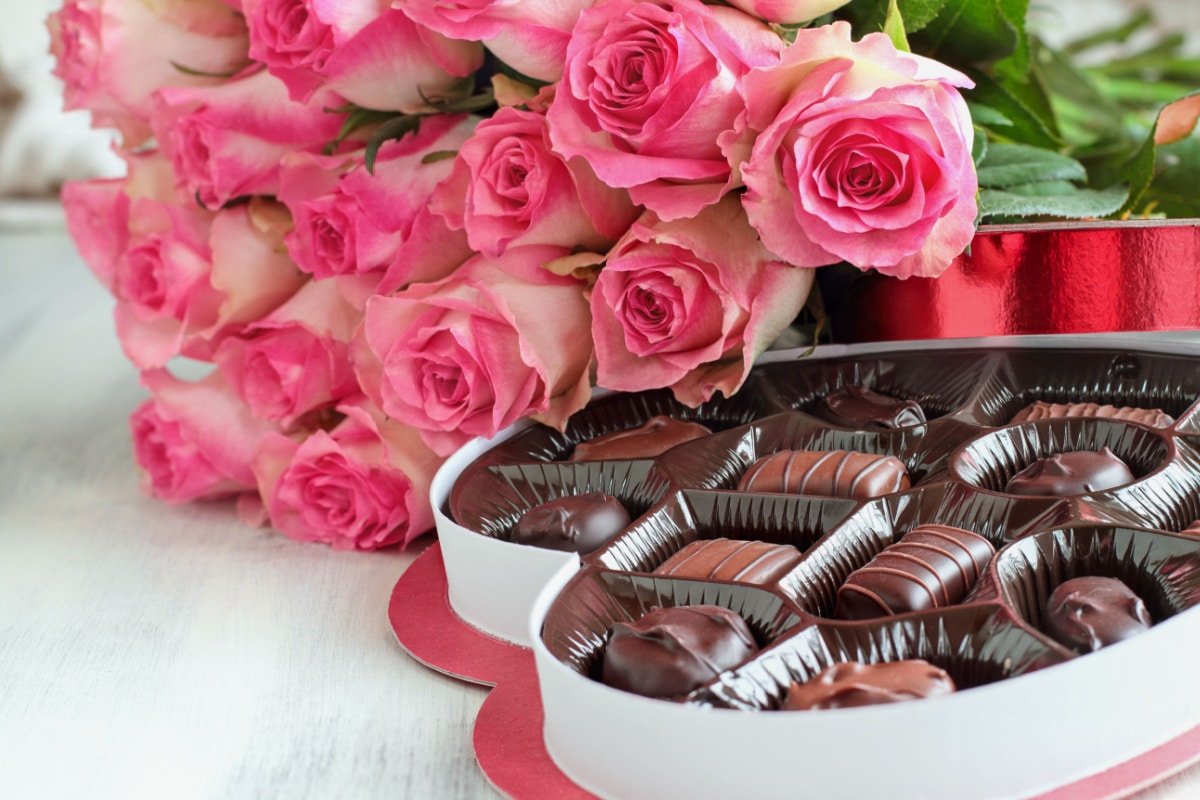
xmin=811 ymin=385 xmax=926 ymax=430
xmin=737 ymin=450 xmax=911 ymax=500
xmin=1010 ymin=400 xmax=1174 ymax=428
xmin=782 ymin=660 xmax=956 ymax=710
xmin=1043 ymin=576 xmax=1153 ymax=653
xmin=569 ymin=415 xmax=711 ymax=461
xmin=601 ymin=605 xmax=758 ymax=698
xmin=654 ymin=538 xmax=802 ymax=586
xmin=835 ymin=524 xmax=995 ymax=620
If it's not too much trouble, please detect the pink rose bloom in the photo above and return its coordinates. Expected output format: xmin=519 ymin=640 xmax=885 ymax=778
xmin=153 ymin=68 xmax=347 ymax=209
xmin=547 ymin=0 xmax=781 ymax=220
xmin=592 ymin=195 xmax=812 ymax=406
xmin=394 ymin=0 xmax=595 ymax=81
xmin=431 ymin=104 xmax=637 ymax=258
xmin=131 ymin=368 xmax=277 ymax=503
xmin=253 ymin=398 xmax=444 ymax=550
xmin=214 ymin=279 xmax=363 ymax=429
xmin=48 ymin=0 xmax=251 ymax=146
xmin=354 ymin=245 xmax=593 ymax=455
xmin=278 ymin=113 xmax=475 ymax=287
xmin=723 ymin=0 xmax=850 ymax=24
xmin=738 ymin=22 xmax=977 ymax=278
xmin=63 ymin=177 xmax=130 ymax=279
xmin=244 ymin=0 xmax=482 ymax=110
xmin=110 ymin=200 xmax=306 ymax=368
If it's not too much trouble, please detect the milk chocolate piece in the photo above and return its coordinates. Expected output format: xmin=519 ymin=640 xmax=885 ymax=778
xmin=835 ymin=525 xmax=995 ymax=620
xmin=1043 ymin=576 xmax=1153 ymax=653
xmin=812 ymin=385 xmax=926 ymax=430
xmin=511 ymin=492 xmax=631 ymax=555
xmin=1182 ymin=519 xmax=1200 ymax=536
xmin=737 ymin=450 xmax=911 ymax=500
xmin=782 ymin=660 xmax=956 ymax=710
xmin=569 ymin=415 xmax=711 ymax=461
xmin=654 ymin=538 xmax=803 ymax=585
xmin=1003 ymin=448 xmax=1134 ymax=496
xmin=1010 ymin=400 xmax=1174 ymax=428
xmin=601 ymin=605 xmax=758 ymax=698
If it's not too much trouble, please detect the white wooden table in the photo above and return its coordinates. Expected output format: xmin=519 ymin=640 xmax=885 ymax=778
xmin=3 ymin=211 xmax=1200 ymax=800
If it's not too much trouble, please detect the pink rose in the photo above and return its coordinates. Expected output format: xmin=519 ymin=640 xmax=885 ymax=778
xmin=592 ymin=195 xmax=812 ymax=405
xmin=738 ymin=22 xmax=977 ymax=278
xmin=48 ymin=0 xmax=251 ymax=146
xmin=278 ymin=113 xmax=476 ymax=286
xmin=354 ymin=245 xmax=593 ymax=455
xmin=153 ymin=68 xmax=347 ymax=209
xmin=214 ymin=279 xmax=363 ymax=429
xmin=111 ymin=199 xmax=306 ymax=368
xmin=547 ymin=0 xmax=782 ymax=220
xmin=253 ymin=398 xmax=444 ymax=550
xmin=394 ymin=0 xmax=596 ymax=81
xmin=723 ymin=0 xmax=850 ymax=24
xmin=430 ymin=103 xmax=637 ymax=258
xmin=63 ymin=177 xmax=129 ymax=280
xmin=131 ymin=368 xmax=277 ymax=503
xmin=244 ymin=0 xmax=482 ymax=110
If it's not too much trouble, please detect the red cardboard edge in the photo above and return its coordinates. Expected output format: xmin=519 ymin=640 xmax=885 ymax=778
xmin=390 ymin=543 xmax=1200 ymax=800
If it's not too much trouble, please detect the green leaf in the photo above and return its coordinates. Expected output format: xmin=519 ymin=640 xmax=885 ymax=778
xmin=1142 ymin=137 xmax=1200 ymax=217
xmin=979 ymin=183 xmax=1129 ymax=220
xmin=976 ymin=143 xmax=1087 ymax=187
xmin=170 ymin=60 xmax=238 ymax=79
xmin=972 ymin=128 xmax=988 ymax=168
xmin=1062 ymin=8 xmax=1152 ymax=55
xmin=838 ymin=0 xmax=945 ymax=39
xmin=914 ymin=0 xmax=1028 ymax=70
xmin=963 ymin=67 xmax=1061 ymax=148
xmin=883 ymin=0 xmax=910 ymax=52
xmin=967 ymin=102 xmax=1012 ymax=128
xmin=421 ymin=150 xmax=458 ymax=165
xmin=323 ymin=107 xmax=399 ymax=156
xmin=364 ymin=116 xmax=421 ymax=174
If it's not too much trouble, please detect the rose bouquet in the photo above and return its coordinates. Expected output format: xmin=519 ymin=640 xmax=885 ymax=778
xmin=51 ymin=0 xmax=1200 ymax=550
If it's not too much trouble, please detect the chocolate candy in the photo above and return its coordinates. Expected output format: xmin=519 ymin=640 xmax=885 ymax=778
xmin=654 ymin=538 xmax=802 ymax=585
xmin=601 ymin=605 xmax=758 ymax=698
xmin=1183 ymin=519 xmax=1200 ymax=536
xmin=1043 ymin=576 xmax=1153 ymax=653
xmin=737 ymin=450 xmax=911 ymax=500
xmin=569 ymin=415 xmax=711 ymax=461
xmin=511 ymin=492 xmax=631 ymax=555
xmin=782 ymin=660 xmax=956 ymax=710
xmin=1010 ymin=401 xmax=1174 ymax=428
xmin=1003 ymin=448 xmax=1135 ymax=496
xmin=835 ymin=525 xmax=995 ymax=620
xmin=811 ymin=385 xmax=926 ymax=430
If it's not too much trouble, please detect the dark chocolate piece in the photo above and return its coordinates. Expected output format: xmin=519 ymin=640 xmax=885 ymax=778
xmin=1010 ymin=401 xmax=1174 ymax=428
xmin=737 ymin=450 xmax=911 ymax=500
xmin=1003 ymin=448 xmax=1134 ymax=496
xmin=569 ymin=415 xmax=711 ymax=461
xmin=782 ymin=660 xmax=956 ymax=710
xmin=812 ymin=385 xmax=926 ymax=430
xmin=511 ymin=492 xmax=631 ymax=555
xmin=654 ymin=538 xmax=802 ymax=585
xmin=601 ymin=605 xmax=757 ymax=698
xmin=835 ymin=525 xmax=995 ymax=620
xmin=1043 ymin=576 xmax=1153 ymax=653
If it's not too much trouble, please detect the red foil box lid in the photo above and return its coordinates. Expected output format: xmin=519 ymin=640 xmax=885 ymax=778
xmin=827 ymin=220 xmax=1200 ymax=342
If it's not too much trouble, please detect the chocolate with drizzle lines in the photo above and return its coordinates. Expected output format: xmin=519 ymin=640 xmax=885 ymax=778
xmin=737 ymin=449 xmax=911 ymax=500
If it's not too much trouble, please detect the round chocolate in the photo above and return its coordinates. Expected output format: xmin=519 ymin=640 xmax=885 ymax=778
xmin=1043 ymin=576 xmax=1153 ymax=653
xmin=511 ymin=492 xmax=631 ymax=555
xmin=569 ymin=416 xmax=711 ymax=461
xmin=782 ymin=660 xmax=956 ymax=711
xmin=737 ymin=449 xmax=911 ymax=500
xmin=812 ymin=385 xmax=926 ymax=430
xmin=835 ymin=525 xmax=995 ymax=620
xmin=1003 ymin=448 xmax=1135 ymax=496
xmin=601 ymin=605 xmax=758 ymax=698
